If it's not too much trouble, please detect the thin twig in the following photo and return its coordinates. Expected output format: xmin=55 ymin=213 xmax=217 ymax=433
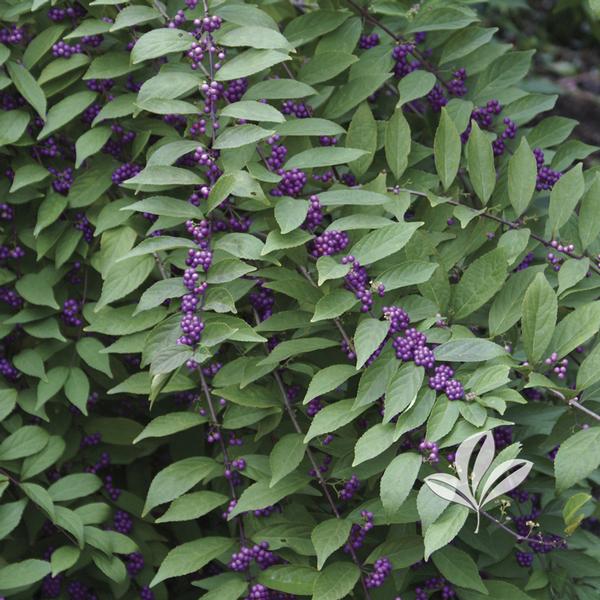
xmin=271 ymin=369 xmax=373 ymax=599
xmin=198 ymin=368 xmax=247 ymax=543
xmin=395 ymin=187 xmax=600 ymax=276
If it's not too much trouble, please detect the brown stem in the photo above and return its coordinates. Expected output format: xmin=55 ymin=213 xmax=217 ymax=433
xmin=344 ymin=0 xmax=450 ymax=91
xmin=198 ymin=368 xmax=247 ymax=543
xmin=297 ymin=265 xmax=356 ymax=353
xmin=270 ymin=369 xmax=373 ymax=599
xmin=396 ymin=187 xmax=600 ymax=276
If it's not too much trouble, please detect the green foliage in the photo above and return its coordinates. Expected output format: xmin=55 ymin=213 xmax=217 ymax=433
xmin=0 ymin=0 xmax=599 ymax=599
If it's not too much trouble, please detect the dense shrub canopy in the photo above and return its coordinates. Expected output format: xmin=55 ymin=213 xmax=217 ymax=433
xmin=0 ymin=0 xmax=600 ymax=599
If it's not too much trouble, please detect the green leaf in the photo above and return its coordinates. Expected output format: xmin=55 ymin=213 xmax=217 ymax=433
xmin=286 ymin=147 xmax=367 ymax=170
xmin=10 ymin=164 xmax=49 ymax=192
xmin=64 ymin=368 xmax=90 ymax=415
xmin=298 ymin=51 xmax=358 ymax=85
xmin=48 ymin=473 xmax=102 ymax=502
xmin=397 ymin=70 xmax=436 ymax=106
xmin=432 ymin=546 xmax=488 ymax=593
xmin=562 ymin=492 xmax=591 ymax=535
xmin=579 ymin=173 xmax=600 ymax=250
xmin=303 ymin=365 xmax=357 ymax=404
xmin=262 ymin=229 xmax=313 ymax=255
xmin=466 ymin=121 xmax=495 ymax=205
xmin=38 ymin=91 xmax=97 ymax=139
xmin=13 ymin=349 xmax=47 ymax=380
xmin=38 ymin=54 xmax=90 ymax=85
xmin=353 ymin=423 xmax=396 ymax=465
xmin=214 ymin=124 xmax=275 ymax=150
xmin=131 ymin=28 xmax=193 ymax=64
xmin=555 ymin=428 xmax=600 ymax=493
xmin=6 ymin=60 xmax=46 ymax=118
xmin=354 ymin=319 xmax=390 ymax=370
xmin=216 ymin=49 xmax=290 ymax=81
xmin=257 ymin=565 xmax=319 ymax=595
xmin=557 ymin=258 xmax=589 ymax=295
xmin=351 ymin=222 xmax=422 ymax=265
xmin=488 ymin=267 xmax=543 ymax=336
xmin=50 ymin=546 xmax=80 ymax=577
xmin=134 ymin=412 xmax=207 ymax=443
xmin=305 ymin=399 xmax=368 ymax=443
xmin=150 ymin=537 xmax=234 ymax=586
xmin=311 ymin=519 xmax=352 ymax=570
xmin=229 ymin=473 xmax=311 ymax=519
xmin=76 ymin=338 xmax=112 ymax=377
xmin=521 ymin=273 xmax=557 ymax=364
xmin=117 ymin=236 xmax=196 ymax=261
xmin=318 ymin=189 xmax=390 ymax=206
xmin=259 ymin=338 xmax=338 ymax=366
xmin=406 ymin=6 xmax=477 ymax=33
xmin=434 ymin=339 xmax=506 ymax=362
xmin=313 ymin=562 xmax=360 ymax=600
xmin=452 ymin=248 xmax=507 ymax=319
xmin=426 ymin=396 xmax=460 ymax=441
xmin=274 ymin=197 xmax=309 ymax=234
xmin=121 ymin=166 xmax=203 ymax=188
xmin=345 ymin=102 xmax=377 ymax=177
xmin=384 ymin=362 xmax=424 ymax=422
xmin=275 ymin=118 xmax=344 ymax=137
xmin=325 ymin=73 xmax=391 ymax=119
xmin=434 ymin=107 xmax=461 ymax=190
xmin=311 ymin=290 xmax=357 ymax=322
xmin=218 ymin=25 xmax=292 ymax=50
xmin=110 ymin=5 xmax=160 ymax=31
xmin=23 ymin=25 xmax=65 ymax=69
xmin=0 ymin=426 xmax=49 ymax=461
xmin=155 ymin=491 xmax=228 ymax=523
xmin=284 ymin=10 xmax=350 ymax=47
xmin=550 ymin=301 xmax=600 ymax=358
xmin=395 ymin=388 xmax=436 ymax=438
xmin=97 ymin=255 xmax=154 ymax=310
xmin=0 ymin=499 xmax=27 ymax=541
xmin=0 ymin=559 xmax=50 ymax=592
xmin=508 ymin=137 xmax=537 ymax=217
xmin=75 ymin=126 xmax=112 ymax=168
xmin=380 ymin=261 xmax=438 ymax=291
xmin=270 ymin=433 xmax=306 ymax=487
xmin=466 ymin=365 xmax=510 ymax=395
xmin=548 ymin=163 xmax=584 ymax=234
xmin=354 ymin=355 xmax=398 ymax=408
xmin=385 ymin=108 xmax=411 ymax=180
xmin=0 ymin=110 xmax=29 ymax=146
xmin=380 ymin=453 xmax=422 ymax=517
xmin=577 ymin=342 xmax=600 ymax=390
xmin=143 ymin=457 xmax=217 ymax=516
xmin=199 ymin=580 xmax=248 ymax=600
xmin=243 ymin=78 xmax=316 ymax=100
xmin=424 ymin=505 xmax=469 ymax=560
xmin=440 ymin=26 xmax=498 ymax=65
xmin=124 ymin=196 xmax=203 ymax=219
xmin=221 ymin=100 xmax=285 ymax=123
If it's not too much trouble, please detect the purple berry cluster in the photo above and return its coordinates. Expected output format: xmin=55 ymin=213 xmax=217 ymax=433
xmin=345 ymin=510 xmax=374 ymax=552
xmin=418 ymin=439 xmax=440 ymax=463
xmin=229 ymin=541 xmax=280 ymax=572
xmin=343 ymin=256 xmax=384 ymax=312
xmin=534 ymin=148 xmax=562 ymax=191
xmin=281 ymin=100 xmax=312 ymax=119
xmin=428 ymin=365 xmax=464 ymax=400
xmin=393 ymin=328 xmax=435 ymax=368
xmin=310 ymin=230 xmax=349 ymax=258
xmin=359 ymin=33 xmax=380 ymax=49
xmin=61 ymin=298 xmax=83 ymax=327
xmin=339 ymin=474 xmax=360 ymax=500
xmin=365 ymin=557 xmax=392 ymax=588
